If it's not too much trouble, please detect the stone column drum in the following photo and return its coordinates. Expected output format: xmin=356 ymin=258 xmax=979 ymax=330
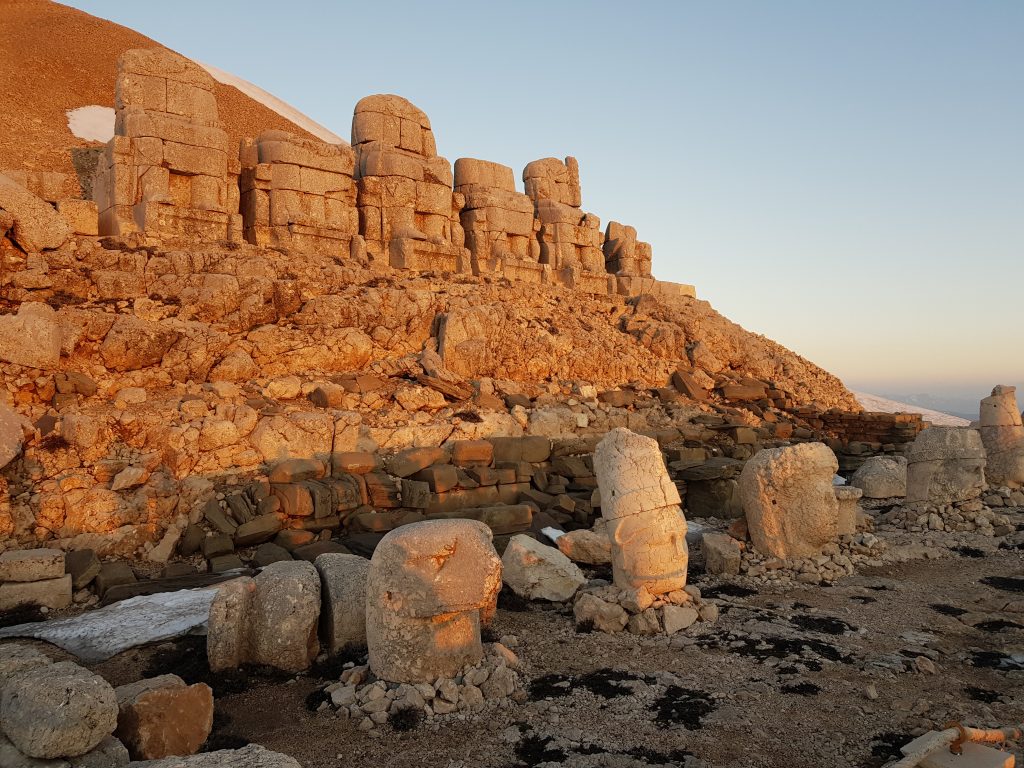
xmin=593 ymin=428 xmax=688 ymax=595
xmin=366 ymin=519 xmax=502 ymax=684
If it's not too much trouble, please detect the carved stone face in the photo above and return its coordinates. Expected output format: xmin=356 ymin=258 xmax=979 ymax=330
xmin=606 ymin=506 xmax=689 ymax=594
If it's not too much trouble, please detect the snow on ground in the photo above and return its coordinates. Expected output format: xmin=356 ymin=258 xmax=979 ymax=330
xmin=854 ymin=391 xmax=971 ymax=426
xmin=199 ymin=62 xmax=346 ymax=145
xmin=66 ymin=105 xmax=114 ymax=142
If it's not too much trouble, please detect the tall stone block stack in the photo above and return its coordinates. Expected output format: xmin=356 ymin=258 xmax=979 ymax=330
xmin=454 ymin=158 xmax=539 ymax=279
xmin=238 ymin=131 xmax=360 ymax=258
xmin=523 ymin=157 xmax=610 ymax=293
xmin=350 ymin=95 xmax=468 ymax=271
xmin=94 ymin=49 xmax=241 ymax=245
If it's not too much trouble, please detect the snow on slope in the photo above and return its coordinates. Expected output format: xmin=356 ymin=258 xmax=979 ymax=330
xmin=66 ymin=105 xmax=114 ymax=142
xmin=854 ymin=391 xmax=970 ymax=427
xmin=198 ymin=62 xmax=346 ymax=145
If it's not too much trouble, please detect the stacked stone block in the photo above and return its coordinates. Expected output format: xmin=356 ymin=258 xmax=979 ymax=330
xmin=239 ymin=131 xmax=359 ymax=258
xmin=351 ymin=94 xmax=467 ymax=271
xmin=93 ymin=49 xmax=241 ymax=245
xmin=454 ymin=158 xmax=539 ymax=278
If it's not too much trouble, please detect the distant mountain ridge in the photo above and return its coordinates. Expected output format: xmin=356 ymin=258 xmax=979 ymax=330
xmin=854 ymin=391 xmax=970 ymax=427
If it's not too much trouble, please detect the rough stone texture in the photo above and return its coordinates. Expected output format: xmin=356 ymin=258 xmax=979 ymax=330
xmin=978 ymin=385 xmax=1024 ymax=489
xmin=0 ymin=172 xmax=69 ymax=251
xmin=0 ymin=661 xmax=118 ymax=759
xmin=69 ymin=735 xmax=130 ymax=767
xmin=701 ymin=532 xmax=741 ymax=575
xmin=834 ymin=485 xmax=863 ymax=536
xmin=0 ymin=548 xmax=64 ymax=582
xmin=0 ymin=401 xmax=30 ymax=471
xmin=555 ymin=527 xmax=612 ymax=565
xmin=114 ymin=674 xmax=213 ymax=760
xmin=314 ymin=552 xmax=369 ymax=654
xmin=502 ymin=535 xmax=586 ymax=601
xmin=0 ymin=302 xmax=62 ymax=370
xmin=121 ymin=744 xmax=301 ymax=766
xmin=206 ymin=561 xmax=320 ymax=673
xmin=366 ymin=519 xmax=501 ymax=684
xmin=594 ymin=428 xmax=688 ymax=594
xmin=738 ymin=442 xmax=840 ymax=560
xmin=905 ymin=427 xmax=987 ymax=505
xmin=573 ymin=592 xmax=628 ymax=633
xmin=0 ymin=574 xmax=72 ymax=611
xmin=850 ymin=456 xmax=907 ymax=498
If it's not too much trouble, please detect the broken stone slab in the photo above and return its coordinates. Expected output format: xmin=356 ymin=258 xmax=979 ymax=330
xmin=207 ymin=554 xmax=245 ymax=575
xmin=252 ymin=543 xmax=292 ymax=567
xmin=267 ymin=458 xmax=324 ymax=484
xmin=701 ymin=532 xmax=742 ymax=576
xmin=0 ymin=548 xmax=65 ymax=582
xmin=502 ymin=535 xmax=585 ymax=602
xmin=488 ymin=436 xmax=551 ymax=464
xmin=573 ymin=592 xmax=628 ymax=632
xmin=449 ymin=439 xmax=494 ymax=467
xmin=555 ymin=527 xmax=612 ymax=565
xmin=662 ymin=604 xmax=699 ymax=634
xmin=0 ymin=574 xmax=72 ymax=612
xmin=0 ymin=401 xmax=31 ymax=470
xmin=233 ymin=514 xmax=283 ymax=547
xmin=92 ymin=563 xmax=136 ymax=598
xmin=0 ymin=661 xmax=118 ymax=759
xmin=384 ymin=446 xmax=448 ymax=477
xmin=123 ymin=744 xmax=302 ymax=767
xmin=314 ymin=553 xmax=369 ymax=654
xmin=0 ymin=173 xmax=69 ymax=252
xmin=115 ymin=674 xmax=213 ymax=760
xmin=0 ymin=588 xmax=220 ymax=662
xmin=0 ymin=302 xmax=62 ymax=370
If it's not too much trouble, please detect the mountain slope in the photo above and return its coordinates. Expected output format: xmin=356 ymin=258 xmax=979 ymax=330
xmin=0 ymin=0 xmax=321 ymax=195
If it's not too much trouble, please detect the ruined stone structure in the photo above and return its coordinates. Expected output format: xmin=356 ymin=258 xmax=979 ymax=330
xmin=593 ymin=428 xmax=689 ymax=595
xmin=978 ymin=385 xmax=1024 ymax=489
xmin=238 ymin=131 xmax=359 ymax=258
xmin=94 ymin=49 xmax=241 ymax=245
xmin=351 ymin=95 xmax=467 ymax=272
xmin=454 ymin=158 xmax=538 ymax=278
xmin=365 ymin=520 xmax=502 ymax=684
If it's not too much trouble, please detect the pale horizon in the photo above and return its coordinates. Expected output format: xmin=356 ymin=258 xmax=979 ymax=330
xmin=63 ymin=0 xmax=1024 ymax=406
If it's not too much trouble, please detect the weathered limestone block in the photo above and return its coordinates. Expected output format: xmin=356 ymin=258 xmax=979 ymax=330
xmin=239 ymin=131 xmax=357 ymax=257
xmin=738 ymin=443 xmax=840 ymax=560
xmin=834 ymin=485 xmax=863 ymax=536
xmin=366 ymin=519 xmax=501 ymax=683
xmin=0 ymin=574 xmax=72 ymax=612
xmin=352 ymin=94 xmax=467 ymax=270
xmin=0 ymin=661 xmax=118 ymax=759
xmin=593 ymin=428 xmax=688 ymax=595
xmin=455 ymin=158 xmax=536 ymax=274
xmin=850 ymin=456 xmax=907 ymax=498
xmin=95 ymin=48 xmax=240 ymax=245
xmin=979 ymin=385 xmax=1024 ymax=489
xmin=573 ymin=592 xmax=628 ymax=633
xmin=905 ymin=427 xmax=987 ymax=505
xmin=0 ymin=401 xmax=31 ymax=470
xmin=556 ymin=527 xmax=612 ymax=565
xmin=502 ymin=535 xmax=585 ymax=601
xmin=99 ymin=315 xmax=179 ymax=371
xmin=0 ymin=172 xmax=69 ymax=251
xmin=0 ymin=548 xmax=64 ymax=581
xmin=206 ymin=561 xmax=320 ymax=673
xmin=314 ymin=553 xmax=369 ymax=654
xmin=702 ymin=532 xmax=741 ymax=575
xmin=114 ymin=674 xmax=213 ymax=760
xmin=123 ymin=744 xmax=301 ymax=767
xmin=0 ymin=302 xmax=62 ymax=369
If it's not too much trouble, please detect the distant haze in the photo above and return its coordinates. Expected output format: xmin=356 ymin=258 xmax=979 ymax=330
xmin=63 ymin=1 xmax=1024 ymax=397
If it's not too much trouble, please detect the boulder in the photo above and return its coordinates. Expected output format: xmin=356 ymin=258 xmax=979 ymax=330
xmin=661 ymin=604 xmax=700 ymax=634
xmin=502 ymin=535 xmax=585 ymax=602
xmin=739 ymin=443 xmax=840 ymax=560
xmin=850 ymin=456 xmax=907 ymax=498
xmin=0 ymin=661 xmax=118 ymax=759
xmin=701 ymin=532 xmax=741 ymax=575
xmin=0 ymin=172 xmax=69 ymax=251
xmin=114 ymin=674 xmax=213 ymax=760
xmin=905 ymin=427 xmax=987 ymax=505
xmin=555 ymin=527 xmax=612 ymax=565
xmin=572 ymin=593 xmax=628 ymax=633
xmin=0 ymin=303 xmax=62 ymax=370
xmin=314 ymin=553 xmax=369 ymax=654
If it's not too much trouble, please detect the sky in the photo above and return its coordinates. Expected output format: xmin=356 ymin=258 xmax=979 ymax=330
xmin=66 ymin=1 xmax=1024 ymax=409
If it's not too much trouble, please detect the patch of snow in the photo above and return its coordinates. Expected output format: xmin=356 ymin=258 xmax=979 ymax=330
xmin=198 ymin=62 xmax=346 ymax=145
xmin=0 ymin=587 xmax=220 ymax=662
xmin=853 ymin=391 xmax=971 ymax=427
xmin=66 ymin=105 xmax=114 ymax=142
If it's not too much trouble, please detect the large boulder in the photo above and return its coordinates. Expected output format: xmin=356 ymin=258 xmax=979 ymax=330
xmin=0 ymin=661 xmax=118 ymax=759
xmin=0 ymin=302 xmax=62 ymax=369
xmin=978 ymin=385 xmax=1024 ymax=489
xmin=502 ymin=535 xmax=586 ymax=601
xmin=850 ymin=456 xmax=907 ymax=498
xmin=905 ymin=427 xmax=987 ymax=505
xmin=314 ymin=553 xmax=369 ymax=654
xmin=739 ymin=443 xmax=840 ymax=560
xmin=114 ymin=674 xmax=213 ymax=760
xmin=0 ymin=172 xmax=69 ymax=251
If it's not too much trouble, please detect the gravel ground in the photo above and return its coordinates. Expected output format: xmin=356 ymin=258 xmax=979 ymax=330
xmin=80 ymin=532 xmax=1024 ymax=768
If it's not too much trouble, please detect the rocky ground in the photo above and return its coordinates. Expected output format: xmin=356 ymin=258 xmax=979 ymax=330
xmin=62 ymin=518 xmax=1023 ymax=768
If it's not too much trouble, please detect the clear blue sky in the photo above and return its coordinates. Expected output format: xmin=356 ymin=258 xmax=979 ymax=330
xmin=67 ymin=1 xmax=1024 ymax=407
